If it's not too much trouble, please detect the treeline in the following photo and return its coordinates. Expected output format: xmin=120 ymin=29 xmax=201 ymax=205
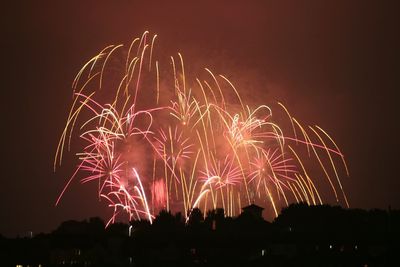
xmin=1 ymin=203 xmax=399 ymax=266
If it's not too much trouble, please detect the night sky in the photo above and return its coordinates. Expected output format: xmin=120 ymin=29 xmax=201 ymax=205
xmin=2 ymin=1 xmax=399 ymax=237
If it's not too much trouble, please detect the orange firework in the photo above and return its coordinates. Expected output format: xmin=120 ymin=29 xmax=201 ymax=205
xmin=55 ymin=31 xmax=349 ymax=224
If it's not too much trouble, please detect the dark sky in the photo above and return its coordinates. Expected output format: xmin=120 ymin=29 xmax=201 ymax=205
xmin=2 ymin=0 xmax=399 ymax=237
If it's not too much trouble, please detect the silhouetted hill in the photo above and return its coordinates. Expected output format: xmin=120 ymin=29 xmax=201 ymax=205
xmin=2 ymin=203 xmax=399 ymax=266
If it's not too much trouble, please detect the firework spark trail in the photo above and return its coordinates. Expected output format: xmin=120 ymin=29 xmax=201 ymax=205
xmin=55 ymin=32 xmax=349 ymax=225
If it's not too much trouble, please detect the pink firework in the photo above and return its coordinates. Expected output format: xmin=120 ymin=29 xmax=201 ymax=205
xmin=55 ymin=32 xmax=349 ymax=225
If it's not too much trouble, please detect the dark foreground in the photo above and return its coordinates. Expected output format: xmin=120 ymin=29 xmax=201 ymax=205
xmin=2 ymin=203 xmax=399 ymax=267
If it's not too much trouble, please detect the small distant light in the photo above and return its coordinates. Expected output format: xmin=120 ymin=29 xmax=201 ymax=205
xmin=261 ymin=249 xmax=266 ymax=256
xmin=129 ymin=225 xmax=133 ymax=237
xmin=329 ymin=245 xmax=333 ymax=249
xmin=16 ymin=265 xmax=23 ymax=267
xmin=355 ymin=245 xmax=358 ymax=250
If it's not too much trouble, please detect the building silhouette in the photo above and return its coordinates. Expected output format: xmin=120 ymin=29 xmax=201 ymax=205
xmin=241 ymin=203 xmax=264 ymax=219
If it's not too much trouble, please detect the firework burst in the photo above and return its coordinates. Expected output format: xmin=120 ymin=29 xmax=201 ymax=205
xmin=55 ymin=31 xmax=349 ymax=224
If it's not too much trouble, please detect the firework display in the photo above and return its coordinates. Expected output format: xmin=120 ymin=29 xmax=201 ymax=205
xmin=55 ymin=32 xmax=349 ymax=226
